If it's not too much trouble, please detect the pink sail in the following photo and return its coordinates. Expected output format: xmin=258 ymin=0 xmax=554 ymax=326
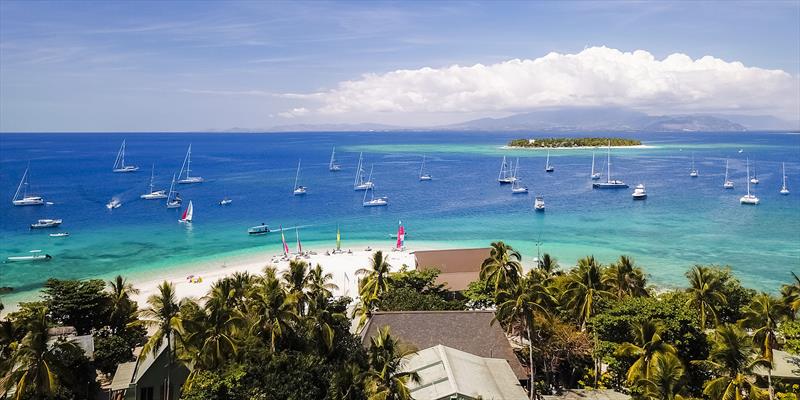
xmin=396 ymin=220 xmax=405 ymax=250
xmin=280 ymin=225 xmax=289 ymax=255
xmin=296 ymin=228 xmax=302 ymax=254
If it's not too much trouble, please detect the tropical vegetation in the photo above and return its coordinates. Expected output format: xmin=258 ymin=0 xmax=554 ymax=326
xmin=508 ymin=137 xmax=642 ymax=148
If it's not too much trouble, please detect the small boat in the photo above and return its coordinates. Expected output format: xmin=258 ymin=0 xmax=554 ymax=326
xmin=30 ymin=219 xmax=62 ymax=229
xmin=219 ymin=197 xmax=232 ymax=206
xmin=419 ymin=155 xmax=432 ymax=181
xmin=166 ymin=174 xmax=182 ymax=208
xmin=497 ymin=156 xmax=516 ymax=184
xmin=293 ymin=159 xmax=307 ymax=195
xmin=593 ymin=141 xmax=628 ymax=189
xmin=179 ymin=200 xmax=194 ymax=223
xmin=545 ymin=150 xmax=554 ymax=172
xmin=780 ymin=162 xmax=790 ymax=195
xmin=353 ymin=153 xmax=374 ymax=190
xmin=689 ymin=154 xmax=698 ymax=177
xmin=248 ymin=223 xmax=271 ymax=235
xmin=740 ymin=158 xmax=759 ymax=205
xmin=723 ymin=159 xmax=734 ymax=189
xmin=12 ymin=166 xmax=45 ymax=206
xmin=534 ymin=196 xmax=545 ymax=211
xmin=511 ymin=159 xmax=528 ymax=194
xmin=363 ymin=166 xmax=388 ymax=207
xmin=750 ymin=160 xmax=759 ymax=184
xmin=141 ymin=165 xmax=168 ymax=199
xmin=7 ymin=250 xmax=52 ymax=262
xmin=112 ymin=139 xmax=139 ymax=173
xmin=49 ymin=232 xmax=69 ymax=237
xmin=329 ymin=147 xmax=341 ymax=172
xmin=632 ymin=184 xmax=647 ymax=200
xmin=177 ymin=144 xmax=203 ymax=184
xmin=591 ymin=151 xmax=601 ymax=180
xmin=106 ymin=199 xmax=122 ymax=209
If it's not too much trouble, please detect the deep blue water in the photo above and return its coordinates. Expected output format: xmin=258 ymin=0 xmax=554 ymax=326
xmin=0 ymin=131 xmax=798 ymax=302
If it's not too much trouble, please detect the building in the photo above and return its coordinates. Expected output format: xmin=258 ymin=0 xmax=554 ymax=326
xmin=110 ymin=341 xmax=189 ymax=400
xmin=754 ymin=350 xmax=800 ymax=383
xmin=542 ymin=389 xmax=630 ymax=400
xmin=47 ymin=325 xmax=94 ymax=360
xmin=405 ymin=344 xmax=528 ymax=400
xmin=360 ymin=310 xmax=527 ymax=381
xmin=412 ymin=248 xmax=491 ymax=292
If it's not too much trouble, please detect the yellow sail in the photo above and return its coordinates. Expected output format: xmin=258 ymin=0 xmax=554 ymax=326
xmin=336 ymin=225 xmax=341 ymax=250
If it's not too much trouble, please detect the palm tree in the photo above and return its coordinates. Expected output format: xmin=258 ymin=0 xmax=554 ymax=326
xmin=685 ymin=266 xmax=727 ymax=329
xmin=283 ymin=259 xmax=310 ymax=316
xmin=640 ymin=353 xmax=686 ymax=400
xmin=139 ymin=281 xmax=181 ymax=400
xmin=700 ymin=324 xmax=766 ymax=400
xmin=562 ymin=256 xmax=611 ymax=331
xmin=355 ymin=251 xmax=392 ymax=329
xmin=248 ymin=267 xmax=298 ymax=351
xmin=615 ymin=320 xmax=677 ymax=385
xmin=480 ymin=241 xmax=522 ymax=293
xmin=536 ymin=253 xmax=561 ymax=280
xmin=495 ymin=271 xmax=554 ymax=400
xmin=306 ymin=263 xmax=339 ymax=304
xmin=739 ymin=293 xmax=786 ymax=400
xmin=780 ymin=272 xmax=800 ymax=319
xmin=363 ymin=326 xmax=420 ymax=400
xmin=606 ymin=255 xmax=648 ymax=299
xmin=108 ymin=275 xmax=140 ymax=334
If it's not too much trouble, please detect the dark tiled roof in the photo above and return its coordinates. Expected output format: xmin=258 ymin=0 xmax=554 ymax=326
xmin=413 ymin=248 xmax=491 ymax=291
xmin=360 ymin=310 xmax=527 ymax=379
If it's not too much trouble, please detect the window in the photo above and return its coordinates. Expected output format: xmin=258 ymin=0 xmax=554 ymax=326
xmin=139 ymin=387 xmax=154 ymax=400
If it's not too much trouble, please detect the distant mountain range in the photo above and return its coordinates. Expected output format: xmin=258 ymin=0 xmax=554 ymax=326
xmin=230 ymin=107 xmax=797 ymax=133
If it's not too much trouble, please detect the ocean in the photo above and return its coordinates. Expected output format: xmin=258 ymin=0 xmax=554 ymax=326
xmin=1 ymin=131 xmax=798 ymax=304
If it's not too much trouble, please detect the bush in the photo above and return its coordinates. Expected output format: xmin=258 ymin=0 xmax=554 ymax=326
xmin=94 ymin=334 xmax=135 ymax=375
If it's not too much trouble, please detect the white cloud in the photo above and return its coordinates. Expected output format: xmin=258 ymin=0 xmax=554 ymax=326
xmin=278 ymin=107 xmax=309 ymax=118
xmin=290 ymin=46 xmax=799 ymax=119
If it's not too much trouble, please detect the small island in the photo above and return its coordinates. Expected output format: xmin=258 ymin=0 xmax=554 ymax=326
xmin=508 ymin=137 xmax=642 ymax=148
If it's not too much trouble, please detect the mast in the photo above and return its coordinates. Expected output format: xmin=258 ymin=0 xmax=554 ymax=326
xmin=149 ymin=164 xmax=155 ymax=192
xmin=364 ymin=165 xmax=375 ymax=202
xmin=419 ymin=155 xmax=425 ymax=178
xmin=746 ymin=158 xmax=751 ymax=196
xmin=499 ymin=156 xmax=507 ymax=180
xmin=166 ymin=174 xmax=176 ymax=205
xmin=13 ymin=167 xmax=28 ymax=201
xmin=606 ymin=140 xmax=612 ymax=183
xmin=783 ymin=162 xmax=788 ymax=190
xmin=185 ymin=144 xmax=192 ymax=179
xmin=120 ymin=140 xmax=126 ymax=168
xmin=294 ymin=159 xmax=302 ymax=190
xmin=354 ymin=152 xmax=363 ymax=186
xmin=546 ymin=151 xmax=550 ymax=167
xmin=591 ymin=152 xmax=595 ymax=177
xmin=725 ymin=159 xmax=729 ymax=181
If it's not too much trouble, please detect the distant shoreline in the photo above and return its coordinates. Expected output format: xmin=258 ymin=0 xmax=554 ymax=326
xmin=501 ymin=144 xmax=654 ymax=150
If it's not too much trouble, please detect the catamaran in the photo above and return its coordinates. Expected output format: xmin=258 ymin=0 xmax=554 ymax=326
xmin=112 ymin=139 xmax=139 ymax=173
xmin=632 ymin=184 xmax=647 ymax=200
xmin=780 ymin=162 xmax=790 ymax=195
xmin=293 ymin=159 xmax=307 ymax=195
xmin=329 ymin=147 xmax=341 ymax=172
xmin=534 ymin=196 xmax=545 ymax=211
xmin=593 ymin=141 xmax=628 ymax=189
xmin=740 ymin=158 xmax=759 ymax=205
xmin=511 ymin=159 xmax=528 ymax=194
xmin=30 ymin=219 xmax=62 ymax=229
xmin=12 ymin=166 xmax=45 ymax=206
xmin=419 ymin=155 xmax=432 ymax=181
xmin=723 ymin=159 xmax=734 ymax=189
xmin=497 ymin=156 xmax=516 ymax=184
xmin=141 ymin=165 xmax=168 ymax=199
xmin=166 ymin=174 xmax=182 ymax=208
xmin=689 ymin=154 xmax=698 ymax=177
xmin=7 ymin=250 xmax=52 ymax=262
xmin=750 ymin=160 xmax=759 ymax=184
xmin=591 ymin=152 xmax=601 ymax=180
xmin=545 ymin=150 xmax=554 ymax=172
xmin=179 ymin=200 xmax=194 ymax=223
xmin=362 ymin=166 xmax=388 ymax=207
xmin=353 ymin=152 xmax=374 ymax=190
xmin=177 ymin=144 xmax=203 ymax=184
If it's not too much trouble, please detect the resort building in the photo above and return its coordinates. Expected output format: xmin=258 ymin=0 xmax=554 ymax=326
xmin=412 ymin=248 xmax=491 ymax=292
xmin=754 ymin=350 xmax=800 ymax=384
xmin=46 ymin=326 xmax=95 ymax=359
xmin=110 ymin=341 xmax=189 ymax=400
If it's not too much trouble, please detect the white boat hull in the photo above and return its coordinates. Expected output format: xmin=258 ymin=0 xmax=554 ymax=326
xmin=141 ymin=191 xmax=168 ymax=200
xmin=724 ymin=181 xmax=734 ymax=189
xmin=113 ymin=166 xmax=139 ymax=173
xmin=354 ymin=182 xmax=374 ymax=191
xmin=12 ymin=197 xmax=44 ymax=206
xmin=419 ymin=175 xmax=432 ymax=181
xmin=363 ymin=198 xmax=388 ymax=207
xmin=780 ymin=189 xmax=790 ymax=195
xmin=593 ymin=181 xmax=629 ymax=189
xmin=750 ymin=178 xmax=759 ymax=184
xmin=740 ymin=195 xmax=760 ymax=205
xmin=178 ymin=177 xmax=204 ymax=184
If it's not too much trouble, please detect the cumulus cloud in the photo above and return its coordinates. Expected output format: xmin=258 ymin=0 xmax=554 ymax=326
xmin=278 ymin=107 xmax=309 ymax=118
xmin=289 ymin=46 xmax=799 ymax=119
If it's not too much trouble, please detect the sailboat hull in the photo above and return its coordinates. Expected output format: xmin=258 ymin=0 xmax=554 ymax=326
xmin=113 ymin=166 xmax=139 ymax=173
xmin=178 ymin=177 xmax=204 ymax=184
xmin=13 ymin=197 xmax=44 ymax=206
xmin=593 ymin=182 xmax=629 ymax=189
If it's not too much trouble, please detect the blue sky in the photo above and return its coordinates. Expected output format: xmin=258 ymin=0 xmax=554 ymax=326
xmin=1 ymin=1 xmax=798 ymax=131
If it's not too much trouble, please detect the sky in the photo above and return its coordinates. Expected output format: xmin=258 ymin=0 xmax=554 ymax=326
xmin=0 ymin=0 xmax=798 ymax=132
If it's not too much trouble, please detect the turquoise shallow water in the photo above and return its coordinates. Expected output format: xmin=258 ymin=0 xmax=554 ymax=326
xmin=0 ymin=131 xmax=798 ymax=304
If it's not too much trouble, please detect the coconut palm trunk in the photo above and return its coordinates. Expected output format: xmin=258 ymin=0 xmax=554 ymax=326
xmin=528 ymin=322 xmax=536 ymax=400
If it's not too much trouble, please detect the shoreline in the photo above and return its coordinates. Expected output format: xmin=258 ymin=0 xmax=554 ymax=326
xmin=501 ymin=144 xmax=655 ymax=150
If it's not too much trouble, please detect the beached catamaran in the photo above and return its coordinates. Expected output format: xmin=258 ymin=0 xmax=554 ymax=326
xmin=354 ymin=152 xmax=374 ymax=190
xmin=593 ymin=141 xmax=628 ymax=189
xmin=362 ymin=165 xmax=388 ymax=207
xmin=781 ymin=162 xmax=790 ymax=195
xmin=419 ymin=155 xmax=432 ymax=181
xmin=141 ymin=165 xmax=168 ymax=199
xmin=179 ymin=200 xmax=194 ymax=222
xmin=293 ymin=159 xmax=307 ymax=195
xmin=740 ymin=158 xmax=759 ymax=205
xmin=591 ymin=152 xmax=601 ymax=180
xmin=12 ymin=166 xmax=45 ymax=206
xmin=177 ymin=144 xmax=203 ymax=184
xmin=329 ymin=147 xmax=341 ymax=172
xmin=497 ymin=156 xmax=516 ymax=184
xmin=723 ymin=159 xmax=734 ymax=189
xmin=166 ymin=174 xmax=182 ymax=208
xmin=112 ymin=139 xmax=139 ymax=173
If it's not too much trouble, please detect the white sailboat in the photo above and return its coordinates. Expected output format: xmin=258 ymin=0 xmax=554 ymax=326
xmin=11 ymin=166 xmax=44 ymax=206
xmin=593 ymin=141 xmax=628 ymax=189
xmin=497 ymin=156 xmax=516 ymax=184
xmin=362 ymin=166 xmax=388 ymax=207
xmin=166 ymin=174 xmax=182 ymax=208
xmin=545 ymin=150 xmax=554 ymax=172
xmin=419 ymin=155 xmax=432 ymax=181
xmin=689 ymin=153 xmax=698 ymax=177
xmin=750 ymin=160 xmax=760 ymax=184
xmin=141 ymin=165 xmax=168 ymax=199
xmin=329 ymin=147 xmax=341 ymax=172
xmin=511 ymin=158 xmax=528 ymax=194
xmin=177 ymin=144 xmax=203 ymax=184
xmin=112 ymin=139 xmax=139 ymax=173
xmin=591 ymin=152 xmax=601 ymax=180
xmin=293 ymin=159 xmax=307 ymax=195
xmin=723 ymin=159 xmax=734 ymax=189
xmin=632 ymin=184 xmax=647 ymax=200
xmin=780 ymin=162 xmax=790 ymax=195
xmin=740 ymin=158 xmax=760 ymax=205
xmin=179 ymin=200 xmax=194 ymax=223
xmin=353 ymin=152 xmax=374 ymax=190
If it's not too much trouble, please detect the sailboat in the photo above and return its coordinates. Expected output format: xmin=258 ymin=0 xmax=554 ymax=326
xmin=141 ymin=165 xmax=168 ymax=199
xmin=592 ymin=141 xmax=628 ymax=189
xmin=723 ymin=159 xmax=734 ymax=189
xmin=177 ymin=144 xmax=203 ymax=184
xmin=545 ymin=150 xmax=554 ymax=172
xmin=689 ymin=154 xmax=698 ymax=177
xmin=179 ymin=200 xmax=194 ymax=223
xmin=329 ymin=147 xmax=341 ymax=172
xmin=166 ymin=174 xmax=182 ymax=208
xmin=12 ymin=166 xmax=45 ymax=206
xmin=419 ymin=155 xmax=432 ymax=181
xmin=750 ymin=160 xmax=760 ymax=184
xmin=780 ymin=162 xmax=790 ymax=195
xmin=293 ymin=159 xmax=307 ymax=195
xmin=511 ymin=158 xmax=528 ymax=194
xmin=353 ymin=152 xmax=374 ymax=190
xmin=362 ymin=166 xmax=388 ymax=207
xmin=112 ymin=139 xmax=139 ymax=173
xmin=296 ymin=228 xmax=303 ymax=255
xmin=497 ymin=156 xmax=516 ymax=184
xmin=740 ymin=158 xmax=759 ymax=205
xmin=395 ymin=221 xmax=405 ymax=250
xmin=590 ymin=152 xmax=601 ymax=180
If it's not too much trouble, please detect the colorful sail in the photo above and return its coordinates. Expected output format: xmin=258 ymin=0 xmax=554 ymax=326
xmin=396 ymin=220 xmax=405 ymax=250
xmin=296 ymin=228 xmax=302 ymax=254
xmin=336 ymin=225 xmax=341 ymax=251
xmin=280 ymin=225 xmax=289 ymax=255
xmin=179 ymin=200 xmax=193 ymax=223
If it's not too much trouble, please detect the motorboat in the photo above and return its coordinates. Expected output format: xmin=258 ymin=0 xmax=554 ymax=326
xmin=112 ymin=139 xmax=139 ymax=173
xmin=12 ymin=166 xmax=45 ymax=206
xmin=106 ymin=199 xmax=122 ymax=209
xmin=632 ymin=184 xmax=647 ymax=200
xmin=7 ymin=250 xmax=52 ymax=262
xmin=30 ymin=219 xmax=62 ymax=229
xmin=49 ymin=232 xmax=69 ymax=237
xmin=248 ymin=223 xmax=271 ymax=235
xmin=534 ymin=196 xmax=545 ymax=211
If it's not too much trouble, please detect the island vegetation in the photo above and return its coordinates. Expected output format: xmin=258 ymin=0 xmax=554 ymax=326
xmin=1 ymin=243 xmax=798 ymax=400
xmin=508 ymin=137 xmax=642 ymax=148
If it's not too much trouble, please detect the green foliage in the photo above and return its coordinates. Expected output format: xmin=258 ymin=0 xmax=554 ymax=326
xmin=780 ymin=320 xmax=800 ymax=355
xmin=376 ymin=268 xmax=466 ymax=311
xmin=93 ymin=334 xmax=135 ymax=375
xmin=49 ymin=339 xmax=99 ymax=400
xmin=180 ymin=365 xmax=248 ymax=400
xmin=710 ymin=266 xmax=756 ymax=324
xmin=508 ymin=137 xmax=642 ymax=148
xmin=463 ymin=278 xmax=495 ymax=309
xmin=42 ymin=278 xmax=111 ymax=335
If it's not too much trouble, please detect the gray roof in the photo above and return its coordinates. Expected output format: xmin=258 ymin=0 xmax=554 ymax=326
xmin=542 ymin=389 xmax=630 ymax=400
xmin=406 ymin=345 xmax=528 ymax=400
xmin=47 ymin=334 xmax=94 ymax=359
xmin=110 ymin=362 xmax=137 ymax=391
xmin=360 ymin=310 xmax=527 ymax=379
xmin=754 ymin=350 xmax=800 ymax=379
